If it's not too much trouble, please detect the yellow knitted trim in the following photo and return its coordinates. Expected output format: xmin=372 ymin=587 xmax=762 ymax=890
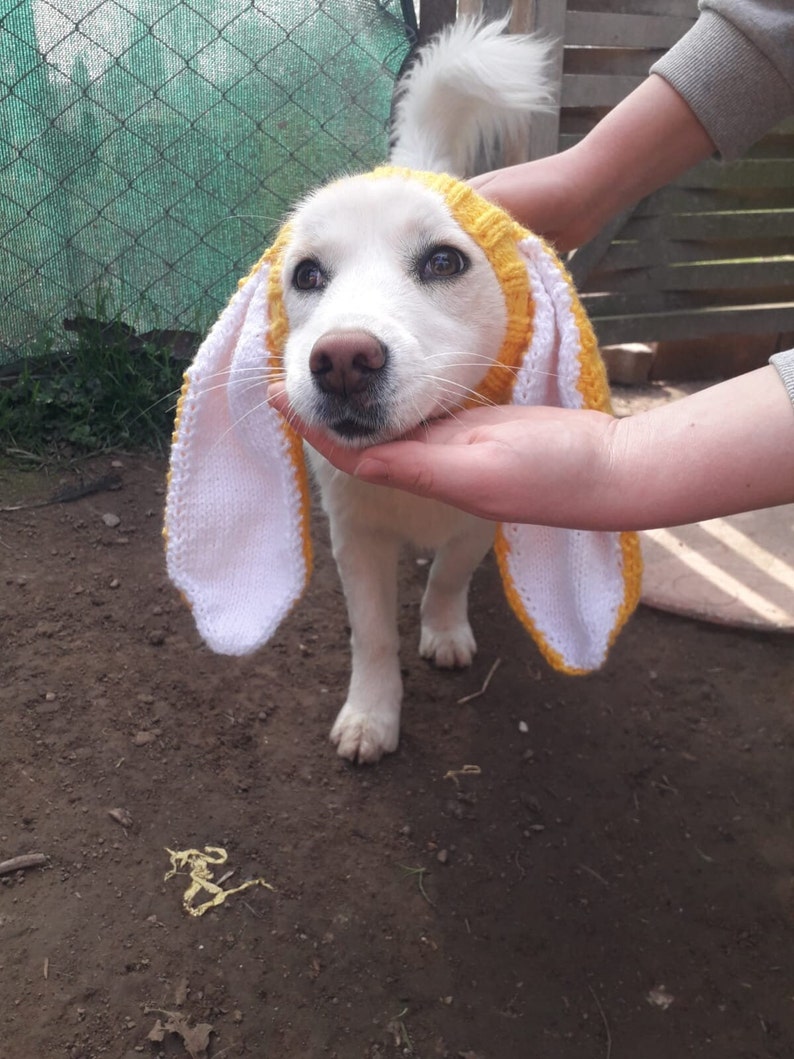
xmin=613 ymin=530 xmax=644 ymax=644
xmin=563 ymin=267 xmax=613 ymax=415
xmin=263 ymin=226 xmax=314 ymax=582
xmin=162 ymin=370 xmax=191 ymax=550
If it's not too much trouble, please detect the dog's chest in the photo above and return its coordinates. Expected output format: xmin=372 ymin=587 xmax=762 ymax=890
xmin=308 ymin=450 xmax=489 ymax=552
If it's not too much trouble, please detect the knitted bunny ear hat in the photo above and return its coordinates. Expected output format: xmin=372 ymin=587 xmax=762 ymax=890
xmin=165 ymin=167 xmax=642 ymax=673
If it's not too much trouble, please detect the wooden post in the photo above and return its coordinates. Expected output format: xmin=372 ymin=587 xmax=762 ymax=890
xmin=418 ymin=0 xmax=457 ymax=43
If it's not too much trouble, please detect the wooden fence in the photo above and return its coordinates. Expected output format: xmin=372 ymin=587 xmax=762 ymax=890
xmin=434 ymin=0 xmax=794 ymax=349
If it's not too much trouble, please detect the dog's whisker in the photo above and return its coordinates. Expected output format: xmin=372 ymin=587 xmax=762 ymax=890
xmin=207 ymin=384 xmax=294 ymax=457
xmin=231 ymin=212 xmax=288 ymax=225
xmin=192 ymin=379 xmax=271 ymax=404
xmin=210 ymin=403 xmax=277 ymax=457
xmin=417 ymin=375 xmax=501 ymax=409
xmin=423 ymin=351 xmax=561 ymax=380
xmin=191 ymin=369 xmax=286 ymax=403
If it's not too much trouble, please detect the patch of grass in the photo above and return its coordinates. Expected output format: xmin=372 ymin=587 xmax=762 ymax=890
xmin=0 ymin=298 xmax=196 ymax=458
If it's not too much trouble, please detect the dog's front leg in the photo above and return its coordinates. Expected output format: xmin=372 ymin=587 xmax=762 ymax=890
xmin=420 ymin=521 xmax=495 ymax=667
xmin=328 ymin=526 xmax=403 ymax=763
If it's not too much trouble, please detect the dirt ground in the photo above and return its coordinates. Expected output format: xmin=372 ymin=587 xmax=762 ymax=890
xmin=2 ymin=452 xmax=794 ymax=1059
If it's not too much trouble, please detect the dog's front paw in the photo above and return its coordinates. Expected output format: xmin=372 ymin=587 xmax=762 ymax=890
xmin=330 ymin=702 xmax=400 ymax=764
xmin=419 ymin=622 xmax=477 ymax=668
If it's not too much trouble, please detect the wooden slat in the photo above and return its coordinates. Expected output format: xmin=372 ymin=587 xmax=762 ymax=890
xmin=564 ymin=48 xmax=668 ymax=76
xmin=565 ymin=10 xmax=693 ymax=48
xmin=561 ymin=123 xmax=794 ymax=153
xmin=623 ymin=210 xmax=794 ymax=243
xmin=634 ymin=186 xmax=794 ymax=215
xmin=567 ymin=208 xmax=633 ymax=284
xmin=558 ymin=158 xmax=794 ymax=196
xmin=583 ymin=286 xmax=794 ymax=315
xmin=595 ymin=237 xmax=794 ymax=270
xmin=591 ymin=303 xmax=794 ymax=345
xmin=456 ymin=0 xmax=480 ymax=13
xmin=581 ymin=258 xmax=794 ymax=294
xmin=677 ymin=158 xmax=794 ymax=191
xmin=558 ymin=121 xmax=600 ymax=144
xmin=570 ymin=0 xmax=698 ymax=16
xmin=477 ymin=0 xmax=510 ymax=19
xmin=561 ymin=72 xmax=645 ymax=108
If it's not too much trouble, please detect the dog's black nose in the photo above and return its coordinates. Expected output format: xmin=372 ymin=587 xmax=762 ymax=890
xmin=309 ymin=330 xmax=387 ymax=397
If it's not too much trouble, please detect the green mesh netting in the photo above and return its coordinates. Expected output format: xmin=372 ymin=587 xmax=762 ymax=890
xmin=0 ymin=0 xmax=416 ymax=362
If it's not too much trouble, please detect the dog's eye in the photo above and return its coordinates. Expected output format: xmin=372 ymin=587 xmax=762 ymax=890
xmin=292 ymin=259 xmax=327 ymax=291
xmin=419 ymin=245 xmax=469 ymax=281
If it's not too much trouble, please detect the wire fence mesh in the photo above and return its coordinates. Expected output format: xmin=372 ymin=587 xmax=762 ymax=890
xmin=0 ymin=0 xmax=416 ymax=364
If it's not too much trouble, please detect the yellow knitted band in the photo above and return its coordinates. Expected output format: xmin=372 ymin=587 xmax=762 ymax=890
xmin=162 ymin=371 xmax=191 ymax=549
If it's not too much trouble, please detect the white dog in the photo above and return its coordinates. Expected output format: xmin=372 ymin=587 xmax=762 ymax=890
xmin=165 ymin=18 xmax=641 ymax=765
xmin=280 ymin=19 xmax=552 ymax=761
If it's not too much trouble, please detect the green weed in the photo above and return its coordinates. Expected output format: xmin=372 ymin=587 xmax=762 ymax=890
xmin=0 ymin=299 xmax=195 ymax=458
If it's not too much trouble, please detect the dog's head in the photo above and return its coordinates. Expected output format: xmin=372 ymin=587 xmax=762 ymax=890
xmin=267 ymin=168 xmax=533 ymax=445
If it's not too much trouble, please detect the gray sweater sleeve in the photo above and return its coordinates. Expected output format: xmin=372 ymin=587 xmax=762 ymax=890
xmin=770 ymin=348 xmax=794 ymax=408
xmin=650 ymin=1 xmax=794 ymax=161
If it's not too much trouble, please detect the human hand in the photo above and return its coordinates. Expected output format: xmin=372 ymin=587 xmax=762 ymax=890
xmin=272 ymin=365 xmax=794 ymax=531
xmin=268 ymin=383 xmax=615 ymax=527
xmin=470 ymin=148 xmax=602 ymax=252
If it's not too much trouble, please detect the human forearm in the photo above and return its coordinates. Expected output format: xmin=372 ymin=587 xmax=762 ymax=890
xmin=471 ymin=75 xmax=715 ymax=250
xmin=562 ymin=74 xmax=716 ymax=242
xmin=600 ymin=366 xmax=794 ymax=530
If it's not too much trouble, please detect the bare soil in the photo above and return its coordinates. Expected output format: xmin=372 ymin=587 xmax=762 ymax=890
xmin=2 ymin=453 xmax=793 ymax=1059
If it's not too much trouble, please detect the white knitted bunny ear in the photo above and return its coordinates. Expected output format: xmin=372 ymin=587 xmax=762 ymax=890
xmin=164 ymin=257 xmax=312 ymax=655
xmin=495 ymin=233 xmax=642 ymax=673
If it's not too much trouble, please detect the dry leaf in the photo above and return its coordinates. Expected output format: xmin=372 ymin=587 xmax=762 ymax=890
xmin=146 ymin=1010 xmax=213 ymax=1059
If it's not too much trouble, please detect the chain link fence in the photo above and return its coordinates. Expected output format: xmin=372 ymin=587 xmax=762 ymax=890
xmin=0 ymin=0 xmax=416 ymax=363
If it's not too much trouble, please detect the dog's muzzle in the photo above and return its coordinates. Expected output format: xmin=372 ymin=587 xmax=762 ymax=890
xmin=309 ymin=329 xmax=391 ymax=442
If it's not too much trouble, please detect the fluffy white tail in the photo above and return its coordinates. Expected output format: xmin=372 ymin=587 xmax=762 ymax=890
xmin=389 ymin=16 xmax=554 ymax=177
